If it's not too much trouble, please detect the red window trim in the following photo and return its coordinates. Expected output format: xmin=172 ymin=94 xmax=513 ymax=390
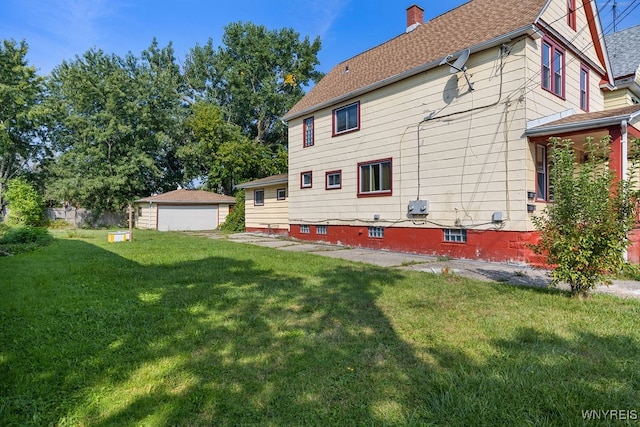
xmin=332 ymin=101 xmax=360 ymax=137
xmin=541 ymin=37 xmax=566 ymax=100
xmin=567 ymin=0 xmax=577 ymax=30
xmin=303 ymin=116 xmax=314 ymax=148
xmin=357 ymin=158 xmax=392 ymax=198
xmin=325 ymin=170 xmax=342 ymax=190
xmin=580 ymin=64 xmax=590 ymax=112
xmin=300 ymin=171 xmax=312 ymax=189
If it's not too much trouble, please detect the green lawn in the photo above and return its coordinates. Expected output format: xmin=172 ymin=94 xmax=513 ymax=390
xmin=1 ymin=230 xmax=639 ymax=426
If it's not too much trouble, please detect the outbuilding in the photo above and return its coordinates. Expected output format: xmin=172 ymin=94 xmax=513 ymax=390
xmin=134 ymin=189 xmax=235 ymax=231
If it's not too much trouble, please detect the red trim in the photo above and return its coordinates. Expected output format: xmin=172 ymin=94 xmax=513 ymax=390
xmin=303 ymin=116 xmax=314 ymax=148
xmin=325 ymin=170 xmax=342 ymax=190
xmin=357 ymin=158 xmax=393 ymax=198
xmin=290 ymin=224 xmax=544 ymax=264
xmin=583 ymin=0 xmax=609 ymax=83
xmin=300 ymin=171 xmax=312 ymax=189
xmin=332 ymin=102 xmax=360 ymax=137
xmin=245 ymin=226 xmax=289 ymax=236
xmin=580 ymin=64 xmax=590 ymax=112
xmin=541 ymin=37 xmax=566 ymax=99
xmin=567 ymin=0 xmax=576 ymax=30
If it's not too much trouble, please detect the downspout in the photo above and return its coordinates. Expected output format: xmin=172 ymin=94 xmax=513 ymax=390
xmin=621 ymin=119 xmax=628 ymax=262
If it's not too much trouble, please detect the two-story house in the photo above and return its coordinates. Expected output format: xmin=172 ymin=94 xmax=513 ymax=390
xmin=277 ymin=0 xmax=640 ymax=264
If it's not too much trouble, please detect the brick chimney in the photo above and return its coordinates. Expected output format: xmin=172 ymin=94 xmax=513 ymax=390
xmin=406 ymin=4 xmax=424 ymax=32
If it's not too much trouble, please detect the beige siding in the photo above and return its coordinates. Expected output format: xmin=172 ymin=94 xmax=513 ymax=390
xmin=135 ymin=203 xmax=157 ymax=230
xmin=605 ymin=89 xmax=639 ymax=109
xmin=218 ymin=204 xmax=232 ymax=226
xmin=244 ymin=185 xmax=289 ymax=232
xmin=290 ymin=40 xmax=533 ymax=232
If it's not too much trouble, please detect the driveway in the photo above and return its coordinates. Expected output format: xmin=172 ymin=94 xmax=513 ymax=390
xmin=194 ymin=232 xmax=640 ymax=299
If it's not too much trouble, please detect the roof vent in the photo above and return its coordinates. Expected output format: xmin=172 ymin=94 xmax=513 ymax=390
xmin=406 ymin=4 xmax=424 ymax=33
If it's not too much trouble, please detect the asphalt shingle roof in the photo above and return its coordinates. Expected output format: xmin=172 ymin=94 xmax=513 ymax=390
xmin=235 ymin=174 xmax=288 ymax=189
xmin=284 ymin=0 xmax=548 ymax=120
xmin=135 ymin=189 xmax=236 ymax=204
xmin=605 ymin=24 xmax=640 ymax=79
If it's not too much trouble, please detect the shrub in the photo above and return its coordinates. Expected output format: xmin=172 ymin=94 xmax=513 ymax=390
xmin=0 ymin=225 xmax=52 ymax=256
xmin=4 ymin=178 xmax=46 ymax=226
xmin=532 ymin=137 xmax=640 ymax=297
xmin=218 ymin=190 xmax=245 ymax=232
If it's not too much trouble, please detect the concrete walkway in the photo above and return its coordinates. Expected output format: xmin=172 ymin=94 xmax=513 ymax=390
xmin=194 ymin=232 xmax=640 ymax=299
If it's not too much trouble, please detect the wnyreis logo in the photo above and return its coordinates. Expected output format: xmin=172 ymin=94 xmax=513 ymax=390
xmin=582 ymin=409 xmax=638 ymax=421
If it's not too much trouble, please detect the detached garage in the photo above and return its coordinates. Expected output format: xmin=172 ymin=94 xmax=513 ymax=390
xmin=134 ymin=189 xmax=235 ymax=231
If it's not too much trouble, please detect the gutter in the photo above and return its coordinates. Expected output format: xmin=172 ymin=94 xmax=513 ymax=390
xmin=282 ymin=24 xmax=539 ymax=122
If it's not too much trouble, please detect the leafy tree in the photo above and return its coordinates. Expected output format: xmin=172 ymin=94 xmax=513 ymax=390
xmin=180 ymin=101 xmax=287 ymax=194
xmin=0 ymin=39 xmax=45 ymax=215
xmin=42 ymin=40 xmax=188 ymax=213
xmin=218 ymin=190 xmax=245 ymax=232
xmin=184 ymin=22 xmax=323 ymax=146
xmin=532 ymin=136 xmax=640 ymax=297
xmin=4 ymin=177 xmax=45 ymax=226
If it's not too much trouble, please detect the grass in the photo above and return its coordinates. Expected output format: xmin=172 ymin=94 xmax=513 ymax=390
xmin=1 ymin=230 xmax=639 ymax=426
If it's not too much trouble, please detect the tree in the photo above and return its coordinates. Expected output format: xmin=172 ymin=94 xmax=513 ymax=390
xmin=532 ymin=136 xmax=640 ymax=297
xmin=179 ymin=101 xmax=287 ymax=194
xmin=184 ymin=22 xmax=323 ymax=146
xmin=4 ymin=177 xmax=45 ymax=226
xmin=42 ymin=40 xmax=188 ymax=213
xmin=0 ymin=39 xmax=44 ymax=215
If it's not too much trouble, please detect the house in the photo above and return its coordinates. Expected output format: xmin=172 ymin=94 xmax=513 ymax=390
xmin=604 ymin=24 xmax=640 ymax=108
xmin=281 ymin=0 xmax=640 ymax=263
xmin=134 ymin=189 xmax=235 ymax=231
xmin=236 ymin=174 xmax=289 ymax=235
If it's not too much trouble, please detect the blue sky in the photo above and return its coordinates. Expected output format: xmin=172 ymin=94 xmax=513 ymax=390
xmin=1 ymin=0 xmax=639 ymax=76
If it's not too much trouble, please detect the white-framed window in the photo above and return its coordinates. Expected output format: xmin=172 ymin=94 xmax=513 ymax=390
xmin=326 ymin=170 xmax=342 ymax=190
xmin=300 ymin=171 xmax=312 ymax=188
xmin=303 ymin=117 xmax=314 ymax=147
xmin=277 ymin=188 xmax=286 ymax=200
xmin=542 ymin=39 xmax=565 ymax=98
xmin=580 ymin=65 xmax=589 ymax=111
xmin=368 ymin=226 xmax=384 ymax=238
xmin=333 ymin=102 xmax=360 ymax=135
xmin=358 ymin=158 xmax=392 ymax=197
xmin=316 ymin=225 xmax=327 ymax=235
xmin=254 ymin=189 xmax=264 ymax=206
xmin=300 ymin=224 xmax=310 ymax=234
xmin=444 ymin=229 xmax=467 ymax=243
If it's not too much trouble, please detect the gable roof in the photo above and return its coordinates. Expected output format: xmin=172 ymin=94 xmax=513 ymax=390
xmin=283 ymin=0 xmax=549 ymax=121
xmin=235 ymin=174 xmax=288 ymax=189
xmin=135 ymin=189 xmax=236 ymax=204
xmin=605 ymin=24 xmax=640 ymax=80
xmin=526 ymin=104 xmax=640 ymax=136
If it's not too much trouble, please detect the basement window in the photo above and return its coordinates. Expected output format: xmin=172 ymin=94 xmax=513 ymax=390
xmin=444 ymin=229 xmax=467 ymax=243
xmin=316 ymin=225 xmax=327 ymax=235
xmin=368 ymin=226 xmax=384 ymax=238
xmin=300 ymin=225 xmax=310 ymax=234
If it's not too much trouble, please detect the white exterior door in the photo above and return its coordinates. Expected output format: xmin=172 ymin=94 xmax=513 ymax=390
xmin=157 ymin=205 xmax=218 ymax=231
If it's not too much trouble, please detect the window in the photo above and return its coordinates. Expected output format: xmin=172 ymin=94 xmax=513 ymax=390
xmin=300 ymin=171 xmax=312 ymax=188
xmin=316 ymin=225 xmax=327 ymax=235
xmin=536 ymin=145 xmax=548 ymax=201
xmin=368 ymin=226 xmax=384 ymax=238
xmin=300 ymin=224 xmax=310 ymax=234
xmin=137 ymin=207 xmax=142 ymax=216
xmin=326 ymin=170 xmax=342 ymax=190
xmin=444 ymin=229 xmax=467 ymax=243
xmin=303 ymin=117 xmax=314 ymax=147
xmin=580 ymin=65 xmax=589 ymax=111
xmin=542 ymin=39 xmax=565 ymax=98
xmin=333 ymin=102 xmax=360 ymax=135
xmin=254 ymin=189 xmax=265 ymax=206
xmin=567 ymin=0 xmax=576 ymax=30
xmin=358 ymin=158 xmax=392 ymax=197
xmin=277 ymin=188 xmax=286 ymax=200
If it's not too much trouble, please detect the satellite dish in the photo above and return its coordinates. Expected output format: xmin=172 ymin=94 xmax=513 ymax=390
xmin=449 ymin=48 xmax=470 ymax=74
xmin=439 ymin=48 xmax=474 ymax=91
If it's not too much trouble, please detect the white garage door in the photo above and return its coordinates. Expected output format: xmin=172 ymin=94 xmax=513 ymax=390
xmin=157 ymin=205 xmax=218 ymax=231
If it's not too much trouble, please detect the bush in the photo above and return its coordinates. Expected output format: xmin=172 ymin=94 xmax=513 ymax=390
xmin=4 ymin=178 xmax=46 ymax=226
xmin=532 ymin=137 xmax=640 ymax=297
xmin=218 ymin=190 xmax=245 ymax=232
xmin=0 ymin=225 xmax=52 ymax=256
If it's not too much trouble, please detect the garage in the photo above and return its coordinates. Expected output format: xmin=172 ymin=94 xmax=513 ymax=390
xmin=157 ymin=205 xmax=218 ymax=231
xmin=134 ymin=189 xmax=236 ymax=231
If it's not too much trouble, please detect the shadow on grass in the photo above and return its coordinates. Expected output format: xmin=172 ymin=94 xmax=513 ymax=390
xmin=1 ymin=234 xmax=639 ymax=425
